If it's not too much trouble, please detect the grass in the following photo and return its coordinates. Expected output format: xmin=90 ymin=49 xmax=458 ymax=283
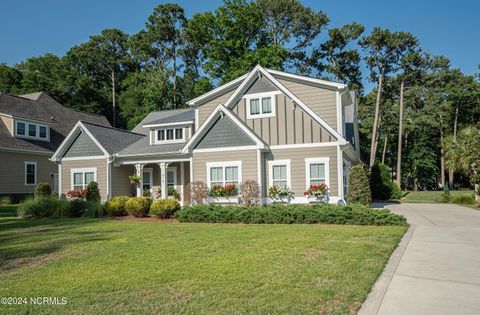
xmin=400 ymin=190 xmax=475 ymax=203
xmin=0 ymin=205 xmax=406 ymax=314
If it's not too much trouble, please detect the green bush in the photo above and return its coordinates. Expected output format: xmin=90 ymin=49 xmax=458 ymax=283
xmin=438 ymin=186 xmax=452 ymax=203
xmin=150 ymin=199 xmax=180 ymax=218
xmin=370 ymin=163 xmax=394 ymax=200
xmin=176 ymin=204 xmax=407 ymax=226
xmin=451 ymin=194 xmax=475 ymax=205
xmin=84 ymin=201 xmax=104 ymax=218
xmin=126 ymin=197 xmax=152 ymax=217
xmin=390 ymin=182 xmax=404 ymax=199
xmin=104 ymin=196 xmax=130 ymax=216
xmin=86 ymin=181 xmax=101 ymax=203
xmin=65 ymin=199 xmax=88 ymax=218
xmin=347 ymin=165 xmax=371 ymax=205
xmin=17 ymin=197 xmax=68 ymax=218
xmin=34 ymin=183 xmax=52 ymax=198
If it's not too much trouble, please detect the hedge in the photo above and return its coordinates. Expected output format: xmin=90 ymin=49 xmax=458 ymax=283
xmin=175 ymin=204 xmax=407 ymax=226
xmin=150 ymin=199 xmax=180 ymax=218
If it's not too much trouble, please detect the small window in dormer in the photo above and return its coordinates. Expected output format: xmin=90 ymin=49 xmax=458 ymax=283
xmin=155 ymin=127 xmax=184 ymax=144
xmin=175 ymin=128 xmax=183 ymax=139
xmin=39 ymin=126 xmax=47 ymax=138
xmin=17 ymin=122 xmax=25 ymax=135
xmin=15 ymin=120 xmax=49 ymax=141
xmin=246 ymin=92 xmax=277 ymax=119
xmin=28 ymin=124 xmax=36 ymax=137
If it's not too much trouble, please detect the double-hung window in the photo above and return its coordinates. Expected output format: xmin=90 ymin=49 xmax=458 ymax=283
xmin=15 ymin=120 xmax=49 ymax=141
xmin=268 ymin=160 xmax=291 ymax=188
xmin=245 ymin=92 xmax=277 ymax=119
xmin=71 ymin=168 xmax=96 ymax=191
xmin=16 ymin=122 xmax=25 ymax=136
xmin=305 ymin=158 xmax=329 ymax=188
xmin=25 ymin=161 xmax=36 ymax=186
xmin=207 ymin=161 xmax=242 ymax=189
xmin=156 ymin=128 xmax=184 ymax=143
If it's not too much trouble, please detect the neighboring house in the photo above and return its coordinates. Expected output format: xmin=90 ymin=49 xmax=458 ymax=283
xmin=51 ymin=65 xmax=360 ymax=204
xmin=0 ymin=92 xmax=111 ymax=201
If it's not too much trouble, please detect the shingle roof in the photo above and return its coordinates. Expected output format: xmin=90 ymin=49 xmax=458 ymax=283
xmin=117 ymin=137 xmax=184 ymax=156
xmin=131 ymin=108 xmax=194 ymax=135
xmin=81 ymin=122 xmax=145 ymax=155
xmin=0 ymin=92 xmax=111 ymax=153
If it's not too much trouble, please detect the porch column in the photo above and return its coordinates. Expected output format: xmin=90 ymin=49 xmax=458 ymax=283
xmin=158 ymin=162 xmax=170 ymax=199
xmin=135 ymin=164 xmax=144 ymax=197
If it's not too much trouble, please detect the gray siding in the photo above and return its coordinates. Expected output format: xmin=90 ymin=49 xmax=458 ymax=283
xmin=195 ymin=116 xmax=255 ymax=149
xmin=63 ymin=131 xmax=104 ymax=158
xmin=244 ymin=76 xmax=277 ymax=94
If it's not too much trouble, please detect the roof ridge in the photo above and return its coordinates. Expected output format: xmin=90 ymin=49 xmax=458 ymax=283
xmin=81 ymin=121 xmax=145 ymax=136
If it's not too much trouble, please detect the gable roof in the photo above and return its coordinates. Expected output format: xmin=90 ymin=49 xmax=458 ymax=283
xmin=0 ymin=92 xmax=111 ymax=153
xmin=131 ymin=108 xmax=194 ymax=134
xmin=182 ymin=104 xmax=267 ymax=154
xmin=51 ymin=121 xmax=144 ymax=161
xmin=187 ymin=74 xmax=248 ymax=106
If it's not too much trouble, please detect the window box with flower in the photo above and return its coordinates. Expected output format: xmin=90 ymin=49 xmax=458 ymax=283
xmin=268 ymin=185 xmax=294 ymax=204
xmin=304 ymin=184 xmax=329 ymax=203
xmin=208 ymin=184 xmax=239 ymax=204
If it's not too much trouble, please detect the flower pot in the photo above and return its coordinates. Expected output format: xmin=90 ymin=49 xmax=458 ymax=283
xmin=271 ymin=196 xmax=291 ymax=204
xmin=307 ymin=195 xmax=329 ymax=204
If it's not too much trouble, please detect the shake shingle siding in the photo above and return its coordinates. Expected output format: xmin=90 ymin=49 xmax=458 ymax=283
xmin=63 ymin=132 xmax=104 ymax=158
xmin=195 ymin=116 xmax=256 ymax=149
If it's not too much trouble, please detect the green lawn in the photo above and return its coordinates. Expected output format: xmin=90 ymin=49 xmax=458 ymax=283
xmin=0 ymin=205 xmax=406 ymax=314
xmin=400 ymin=190 xmax=475 ymax=203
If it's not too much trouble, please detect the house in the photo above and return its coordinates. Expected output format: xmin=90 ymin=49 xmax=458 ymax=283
xmin=0 ymin=92 xmax=111 ymax=201
xmin=51 ymin=65 xmax=360 ymax=204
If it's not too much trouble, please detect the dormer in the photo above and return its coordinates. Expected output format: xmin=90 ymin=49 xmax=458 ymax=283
xmin=143 ymin=121 xmax=193 ymax=146
xmin=0 ymin=113 xmax=51 ymax=142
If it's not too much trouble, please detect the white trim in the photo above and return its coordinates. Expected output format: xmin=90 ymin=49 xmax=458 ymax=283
xmin=115 ymin=157 xmax=190 ymax=166
xmin=142 ymin=167 xmax=153 ymax=193
xmin=70 ymin=167 xmax=97 ymax=190
xmin=187 ymin=74 xmax=248 ymax=106
xmin=189 ymin=156 xmax=193 ymax=184
xmin=337 ymin=145 xmax=344 ymax=199
xmin=270 ymin=142 xmax=339 ymax=150
xmin=153 ymin=127 xmax=185 ymax=144
xmin=106 ymin=158 xmax=113 ymax=201
xmin=167 ymin=166 xmax=177 ymax=189
xmin=244 ymin=91 xmax=278 ymax=119
xmin=58 ymin=163 xmax=62 ymax=196
xmin=24 ymin=161 xmax=37 ymax=186
xmin=267 ymin=159 xmax=291 ymax=188
xmin=182 ymin=104 xmax=266 ymax=154
xmin=206 ymin=161 xmax=242 ymax=188
xmin=194 ymin=106 xmax=199 ymax=131
xmin=15 ymin=119 xmax=50 ymax=142
xmin=266 ymin=68 xmax=347 ymax=89
xmin=114 ymin=151 xmax=185 ymax=158
xmin=180 ymin=161 xmax=185 ymax=207
xmin=304 ymin=157 xmax=330 ymax=189
xmin=1 ymin=147 xmax=52 ymax=155
xmin=257 ymin=149 xmax=263 ymax=200
xmin=61 ymin=155 xmax=106 ymax=161
xmin=336 ymin=91 xmax=343 ymax=136
xmin=193 ymin=145 xmax=259 ymax=153
xmin=143 ymin=120 xmax=194 ymax=128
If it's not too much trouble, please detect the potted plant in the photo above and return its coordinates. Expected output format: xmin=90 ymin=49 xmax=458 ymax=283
xmin=304 ymin=184 xmax=329 ymax=203
xmin=128 ymin=174 xmax=141 ymax=184
xmin=268 ymin=185 xmax=294 ymax=203
xmin=208 ymin=184 xmax=239 ymax=204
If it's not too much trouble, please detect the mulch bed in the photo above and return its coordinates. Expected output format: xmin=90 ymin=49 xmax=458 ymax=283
xmin=108 ymin=216 xmax=178 ymax=223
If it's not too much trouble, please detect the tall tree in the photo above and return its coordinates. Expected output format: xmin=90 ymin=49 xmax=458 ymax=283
xmin=0 ymin=63 xmax=22 ymax=93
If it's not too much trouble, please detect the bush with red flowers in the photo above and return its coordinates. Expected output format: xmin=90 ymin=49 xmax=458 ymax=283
xmin=66 ymin=189 xmax=87 ymax=201
xmin=304 ymin=184 xmax=329 ymax=198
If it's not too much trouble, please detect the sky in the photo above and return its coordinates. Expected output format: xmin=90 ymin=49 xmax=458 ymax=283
xmin=0 ymin=0 xmax=478 ymax=82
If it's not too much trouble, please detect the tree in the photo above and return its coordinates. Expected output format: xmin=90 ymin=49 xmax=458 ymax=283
xmin=312 ymin=22 xmax=364 ymax=91
xmin=347 ymin=165 xmax=371 ymax=205
xmin=370 ymin=162 xmax=393 ymax=200
xmin=0 ymin=63 xmax=22 ymax=93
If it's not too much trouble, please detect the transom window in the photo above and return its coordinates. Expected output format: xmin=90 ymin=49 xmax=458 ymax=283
xmin=305 ymin=158 xmax=330 ymax=188
xmin=15 ymin=120 xmax=49 ymax=141
xmin=156 ymin=127 xmax=184 ymax=143
xmin=245 ymin=92 xmax=278 ymax=119
xmin=207 ymin=161 xmax=242 ymax=189
xmin=268 ymin=160 xmax=291 ymax=188
xmin=71 ymin=168 xmax=96 ymax=191
xmin=25 ymin=161 xmax=36 ymax=186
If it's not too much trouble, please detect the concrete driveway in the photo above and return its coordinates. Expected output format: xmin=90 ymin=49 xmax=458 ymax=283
xmin=359 ymin=203 xmax=480 ymax=315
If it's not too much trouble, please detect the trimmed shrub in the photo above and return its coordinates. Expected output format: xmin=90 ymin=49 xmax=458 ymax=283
xmin=347 ymin=165 xmax=371 ymax=205
xmin=104 ymin=196 xmax=130 ymax=216
xmin=65 ymin=199 xmax=88 ymax=218
xmin=34 ymin=183 xmax=52 ymax=199
xmin=86 ymin=181 xmax=101 ymax=202
xmin=17 ymin=197 xmax=68 ymax=218
xmin=150 ymin=199 xmax=180 ymax=218
xmin=126 ymin=197 xmax=152 ymax=217
xmin=176 ymin=204 xmax=407 ymax=226
xmin=390 ymin=182 xmax=404 ymax=199
xmin=240 ymin=180 xmax=260 ymax=206
xmin=370 ymin=163 xmax=393 ymax=200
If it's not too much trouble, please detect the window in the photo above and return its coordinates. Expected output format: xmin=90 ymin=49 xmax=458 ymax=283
xmin=25 ymin=162 xmax=36 ymax=185
xmin=268 ymin=160 xmax=291 ymax=188
xmin=167 ymin=168 xmax=176 ymax=189
xmin=71 ymin=168 xmax=96 ymax=191
xmin=16 ymin=122 xmax=25 ymax=135
xmin=142 ymin=168 xmax=153 ymax=191
xmin=207 ymin=161 xmax=242 ymax=189
xmin=155 ymin=127 xmax=184 ymax=143
xmin=15 ymin=119 xmax=49 ymax=141
xmin=28 ymin=124 xmax=36 ymax=137
xmin=245 ymin=92 xmax=278 ymax=119
xmin=305 ymin=158 xmax=329 ymax=188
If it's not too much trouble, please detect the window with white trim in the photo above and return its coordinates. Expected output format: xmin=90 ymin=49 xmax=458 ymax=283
xmin=305 ymin=158 xmax=330 ymax=188
xmin=207 ymin=161 xmax=242 ymax=188
xmin=71 ymin=168 xmax=96 ymax=191
xmin=15 ymin=119 xmax=49 ymax=141
xmin=25 ymin=161 xmax=36 ymax=186
xmin=268 ymin=160 xmax=291 ymax=188
xmin=167 ymin=168 xmax=177 ymax=189
xmin=156 ymin=127 xmax=184 ymax=143
xmin=142 ymin=168 xmax=153 ymax=191
xmin=245 ymin=92 xmax=277 ymax=119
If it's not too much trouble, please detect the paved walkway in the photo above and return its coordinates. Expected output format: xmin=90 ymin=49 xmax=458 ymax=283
xmin=359 ymin=203 xmax=480 ymax=315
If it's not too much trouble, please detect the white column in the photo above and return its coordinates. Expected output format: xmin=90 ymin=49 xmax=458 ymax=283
xmin=135 ymin=164 xmax=144 ymax=197
xmin=180 ymin=162 xmax=185 ymax=207
xmin=159 ymin=162 xmax=168 ymax=199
